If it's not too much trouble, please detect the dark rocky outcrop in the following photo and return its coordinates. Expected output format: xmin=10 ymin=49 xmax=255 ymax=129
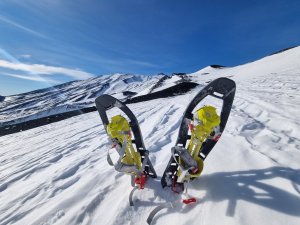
xmin=269 ymin=46 xmax=298 ymax=56
xmin=122 ymin=91 xmax=137 ymax=97
xmin=124 ymin=82 xmax=199 ymax=104
xmin=0 ymin=95 xmax=5 ymax=102
xmin=210 ymin=65 xmax=226 ymax=69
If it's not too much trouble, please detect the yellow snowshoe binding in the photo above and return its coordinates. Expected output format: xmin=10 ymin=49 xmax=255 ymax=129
xmin=176 ymin=105 xmax=221 ymax=183
xmin=107 ymin=115 xmax=142 ymax=172
xmin=106 ymin=115 xmax=146 ymax=189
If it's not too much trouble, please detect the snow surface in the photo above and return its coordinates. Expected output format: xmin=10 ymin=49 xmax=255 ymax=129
xmin=150 ymin=75 xmax=183 ymax=93
xmin=189 ymin=46 xmax=300 ymax=84
xmin=1 ymin=47 xmax=300 ymax=225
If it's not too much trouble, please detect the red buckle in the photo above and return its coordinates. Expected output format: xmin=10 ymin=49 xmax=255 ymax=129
xmin=135 ymin=173 xmax=146 ymax=189
xmin=111 ymin=144 xmax=117 ymax=149
xmin=188 ymin=123 xmax=194 ymax=131
xmin=191 ymin=167 xmax=199 ymax=174
xmin=127 ymin=130 xmax=131 ymax=136
xmin=171 ymin=176 xmax=184 ymax=194
xmin=212 ymin=135 xmax=221 ymax=141
xmin=183 ymin=198 xmax=196 ymax=204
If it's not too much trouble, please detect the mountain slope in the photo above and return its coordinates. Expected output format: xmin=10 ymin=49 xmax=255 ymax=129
xmin=0 ymin=74 xmax=163 ymax=126
xmin=0 ymin=67 xmax=300 ymax=224
xmin=1 ymin=46 xmax=300 ymax=128
xmin=189 ymin=45 xmax=300 ymax=83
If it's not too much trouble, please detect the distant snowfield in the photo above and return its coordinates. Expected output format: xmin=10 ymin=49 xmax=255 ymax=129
xmin=190 ymin=46 xmax=300 ymax=83
xmin=0 ymin=74 xmax=162 ymax=126
xmin=1 ymin=63 xmax=300 ymax=224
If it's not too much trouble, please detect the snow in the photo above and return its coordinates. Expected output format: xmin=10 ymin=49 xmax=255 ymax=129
xmin=151 ymin=75 xmax=183 ymax=93
xmin=189 ymin=46 xmax=300 ymax=83
xmin=1 ymin=47 xmax=300 ymax=224
xmin=0 ymin=74 xmax=161 ymax=126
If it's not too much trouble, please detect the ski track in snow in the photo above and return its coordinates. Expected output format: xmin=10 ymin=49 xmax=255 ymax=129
xmin=1 ymin=71 xmax=300 ymax=224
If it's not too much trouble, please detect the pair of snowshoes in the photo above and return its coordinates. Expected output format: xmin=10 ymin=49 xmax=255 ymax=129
xmin=95 ymin=77 xmax=236 ymax=223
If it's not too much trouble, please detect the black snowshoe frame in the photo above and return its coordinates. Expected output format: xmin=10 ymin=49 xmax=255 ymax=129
xmin=95 ymin=94 xmax=157 ymax=178
xmin=161 ymin=77 xmax=236 ymax=188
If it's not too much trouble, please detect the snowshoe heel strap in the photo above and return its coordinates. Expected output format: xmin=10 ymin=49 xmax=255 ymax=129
xmin=171 ymin=146 xmax=197 ymax=182
xmin=171 ymin=146 xmax=197 ymax=168
xmin=114 ymin=162 xmax=141 ymax=177
xmin=107 ymin=134 xmax=142 ymax=177
xmin=107 ymin=134 xmax=127 ymax=166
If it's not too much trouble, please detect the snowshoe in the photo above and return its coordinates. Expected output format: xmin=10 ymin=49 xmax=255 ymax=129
xmin=95 ymin=94 xmax=157 ymax=206
xmin=147 ymin=77 xmax=235 ymax=224
xmin=161 ymin=77 xmax=236 ymax=189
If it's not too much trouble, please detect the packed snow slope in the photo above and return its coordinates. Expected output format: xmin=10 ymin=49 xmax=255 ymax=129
xmin=189 ymin=46 xmax=300 ymax=83
xmin=1 ymin=46 xmax=300 ymax=225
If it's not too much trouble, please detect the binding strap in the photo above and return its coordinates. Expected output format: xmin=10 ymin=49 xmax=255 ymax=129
xmin=171 ymin=147 xmax=191 ymax=183
xmin=107 ymin=134 xmax=127 ymax=166
xmin=106 ymin=131 xmax=141 ymax=177
xmin=141 ymin=151 xmax=149 ymax=173
xmin=171 ymin=147 xmax=192 ymax=197
xmin=130 ymin=173 xmax=135 ymax=187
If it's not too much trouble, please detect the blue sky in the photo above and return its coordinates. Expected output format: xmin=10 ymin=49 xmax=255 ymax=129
xmin=0 ymin=0 xmax=299 ymax=96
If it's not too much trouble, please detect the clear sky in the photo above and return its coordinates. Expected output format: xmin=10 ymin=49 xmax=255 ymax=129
xmin=0 ymin=0 xmax=299 ymax=96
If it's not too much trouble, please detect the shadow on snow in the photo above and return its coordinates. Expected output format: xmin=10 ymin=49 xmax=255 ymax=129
xmin=192 ymin=166 xmax=300 ymax=217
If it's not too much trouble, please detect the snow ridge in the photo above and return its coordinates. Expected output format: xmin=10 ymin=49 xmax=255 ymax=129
xmin=0 ymin=74 xmax=163 ymax=126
